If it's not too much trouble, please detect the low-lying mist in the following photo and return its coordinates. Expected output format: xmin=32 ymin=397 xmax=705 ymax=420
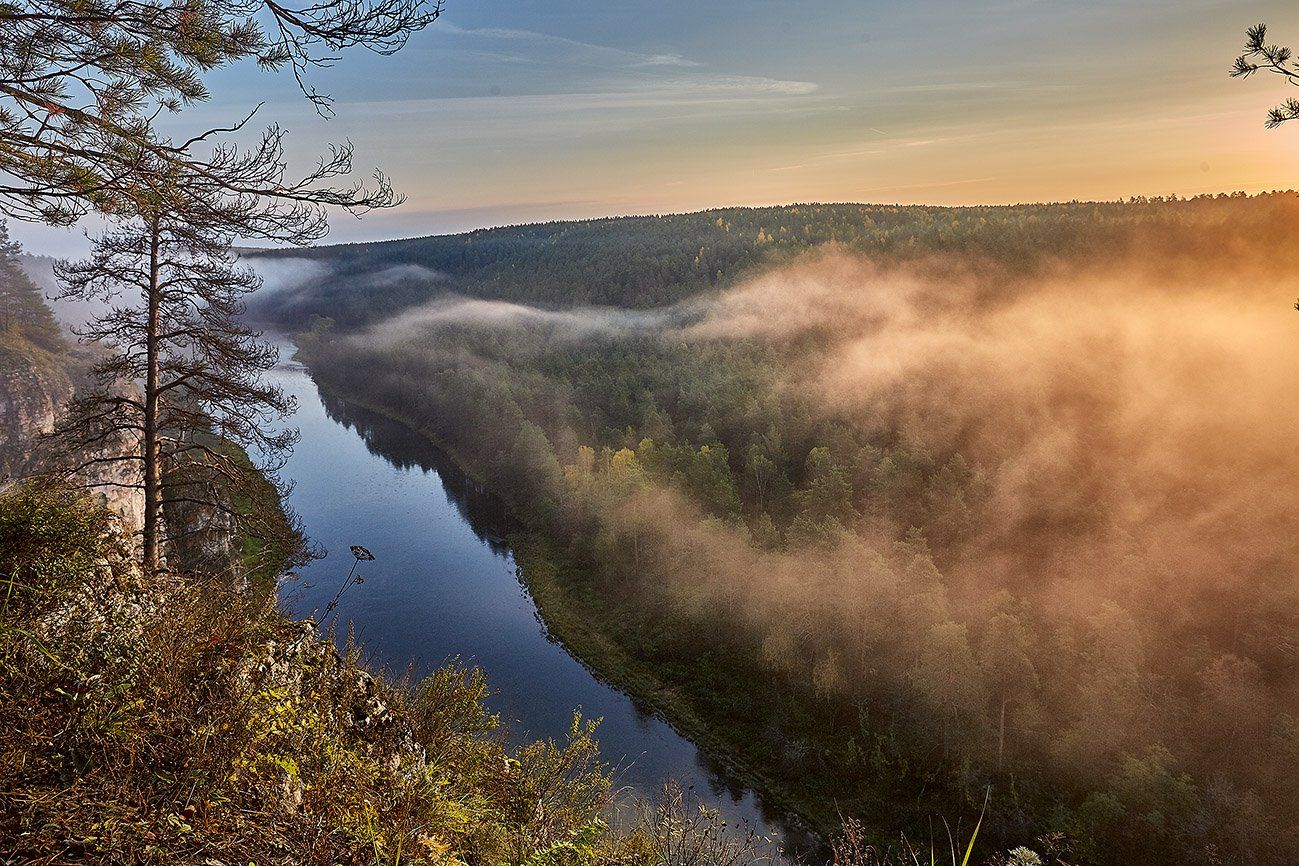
xmin=700 ymin=249 xmax=1299 ymax=585
xmin=678 ymin=248 xmax=1299 ymax=774
xmin=299 ymin=226 xmax=1299 ymax=860
xmin=374 ymin=295 xmax=693 ymax=344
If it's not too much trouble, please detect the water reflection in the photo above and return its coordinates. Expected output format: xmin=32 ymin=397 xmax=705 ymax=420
xmin=274 ymin=352 xmax=818 ymax=857
xmin=318 ymin=391 xmax=515 ymax=556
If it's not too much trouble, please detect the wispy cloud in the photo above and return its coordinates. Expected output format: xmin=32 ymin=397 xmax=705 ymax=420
xmin=425 ymin=21 xmax=817 ymax=112
xmin=633 ymin=75 xmax=818 ymax=97
xmin=439 ymin=22 xmax=702 ymax=72
xmin=633 ymin=54 xmax=702 ymax=69
xmin=343 ymin=78 xmax=825 ymax=125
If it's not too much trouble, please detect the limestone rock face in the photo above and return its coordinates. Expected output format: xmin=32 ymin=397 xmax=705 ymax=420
xmin=163 ymin=490 xmax=238 ymax=577
xmin=0 ymin=338 xmax=72 ymax=480
xmin=0 ymin=338 xmax=145 ymax=531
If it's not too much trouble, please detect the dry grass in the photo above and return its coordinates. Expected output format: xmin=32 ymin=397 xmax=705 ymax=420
xmin=0 ymin=482 xmax=1027 ymax=866
xmin=0 ymin=483 xmax=623 ymax=864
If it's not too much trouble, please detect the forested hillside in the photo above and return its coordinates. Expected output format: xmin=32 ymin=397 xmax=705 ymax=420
xmin=0 ymin=240 xmax=805 ymax=866
xmin=288 ymin=193 xmax=1299 ymax=864
xmin=247 ymin=195 xmax=1279 ymax=326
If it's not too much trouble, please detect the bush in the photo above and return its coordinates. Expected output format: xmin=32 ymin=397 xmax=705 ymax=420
xmin=0 ymin=483 xmax=632 ymax=864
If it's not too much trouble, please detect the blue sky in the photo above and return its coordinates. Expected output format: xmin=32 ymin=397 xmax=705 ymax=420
xmin=15 ymin=0 xmax=1299 ymax=254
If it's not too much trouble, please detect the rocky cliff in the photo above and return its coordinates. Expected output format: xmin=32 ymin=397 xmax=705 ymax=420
xmin=0 ymin=333 xmax=72 ymax=480
xmin=0 ymin=331 xmax=145 ymax=530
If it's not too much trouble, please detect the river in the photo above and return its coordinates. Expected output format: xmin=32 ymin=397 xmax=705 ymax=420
xmin=267 ymin=345 xmax=802 ymax=852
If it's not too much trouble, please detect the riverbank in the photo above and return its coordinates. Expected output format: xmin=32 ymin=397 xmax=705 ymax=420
xmin=292 ymin=368 xmax=831 ymax=848
xmin=512 ymin=536 xmax=831 ymax=843
xmin=266 ymin=346 xmax=801 ymax=840
xmin=0 ymin=482 xmax=649 ymax=864
xmin=288 ymin=313 xmax=1053 ymax=860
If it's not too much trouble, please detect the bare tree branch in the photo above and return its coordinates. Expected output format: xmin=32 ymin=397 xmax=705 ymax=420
xmin=0 ymin=0 xmax=439 ymax=225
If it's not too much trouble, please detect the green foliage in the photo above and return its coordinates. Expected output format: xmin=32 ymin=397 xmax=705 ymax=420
xmin=289 ymin=193 xmax=1299 ymax=864
xmin=0 ymin=484 xmax=668 ymax=865
xmin=0 ymin=483 xmax=114 ymax=619
xmin=794 ymin=447 xmax=858 ymax=526
xmin=252 ymin=194 xmax=1299 ymax=329
xmin=683 ymin=443 xmax=743 ymax=521
xmin=0 ymin=221 xmax=61 ymax=352
xmin=909 ymin=622 xmax=986 ymax=757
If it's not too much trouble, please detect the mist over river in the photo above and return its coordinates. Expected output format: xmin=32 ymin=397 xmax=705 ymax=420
xmin=267 ymin=342 xmax=799 ymax=851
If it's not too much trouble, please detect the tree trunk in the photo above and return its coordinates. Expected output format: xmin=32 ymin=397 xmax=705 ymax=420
xmin=142 ymin=214 xmax=162 ymax=574
xmin=997 ymin=695 xmax=1007 ymax=771
xmin=632 ymin=500 xmax=640 ymax=569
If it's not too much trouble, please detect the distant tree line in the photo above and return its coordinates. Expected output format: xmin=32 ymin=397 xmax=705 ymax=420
xmin=250 ymin=193 xmax=1295 ymax=327
xmin=295 ymin=191 xmax=1299 ymax=864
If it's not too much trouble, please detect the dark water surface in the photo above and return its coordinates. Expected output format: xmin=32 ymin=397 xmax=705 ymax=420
xmin=268 ymin=346 xmax=803 ymax=851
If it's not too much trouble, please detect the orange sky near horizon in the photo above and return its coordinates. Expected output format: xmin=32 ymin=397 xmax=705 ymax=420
xmin=10 ymin=1 xmax=1299 ymax=254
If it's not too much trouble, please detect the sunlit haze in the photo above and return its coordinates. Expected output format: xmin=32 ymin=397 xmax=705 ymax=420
xmin=12 ymin=0 xmax=1299 ymax=255
xmin=8 ymin=3 xmax=1299 ymax=862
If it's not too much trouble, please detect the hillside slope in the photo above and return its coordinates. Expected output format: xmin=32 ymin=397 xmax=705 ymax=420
xmin=245 ymin=194 xmax=1296 ymax=331
xmin=0 ymin=331 xmax=73 ymax=481
xmin=0 ymin=483 xmax=641 ymax=865
xmin=287 ymin=192 xmax=1299 ymax=864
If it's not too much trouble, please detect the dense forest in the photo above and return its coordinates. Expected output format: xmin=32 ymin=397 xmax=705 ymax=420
xmin=0 ymin=224 xmax=63 ymax=354
xmin=2 ymin=231 xmax=813 ymax=866
xmin=246 ymin=196 xmax=1271 ymax=326
xmin=278 ymin=194 xmax=1299 ymax=864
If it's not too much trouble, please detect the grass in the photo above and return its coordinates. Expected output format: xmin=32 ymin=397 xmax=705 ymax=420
xmin=0 ymin=483 xmax=626 ymax=864
xmin=7 ymin=481 xmax=981 ymax=865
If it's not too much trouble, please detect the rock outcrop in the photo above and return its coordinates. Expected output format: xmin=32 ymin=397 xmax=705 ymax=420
xmin=0 ymin=335 xmax=72 ymax=479
xmin=0 ymin=333 xmax=145 ymax=530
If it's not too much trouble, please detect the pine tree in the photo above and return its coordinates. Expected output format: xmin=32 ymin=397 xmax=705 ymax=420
xmin=978 ymin=610 xmax=1039 ymax=770
xmin=48 ymin=129 xmax=361 ymax=574
xmin=1232 ymin=24 xmax=1299 ymax=128
xmin=0 ymin=1 xmax=440 ymax=225
xmin=0 ymin=221 xmax=61 ymax=350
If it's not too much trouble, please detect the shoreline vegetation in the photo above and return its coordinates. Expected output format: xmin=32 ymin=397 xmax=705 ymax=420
xmin=289 ymin=321 xmax=1034 ymax=859
xmin=279 ymin=197 xmax=1299 ymax=864
xmin=11 ymin=193 xmax=1299 ymax=862
xmin=0 ymin=483 xmax=631 ymax=864
xmin=0 ymin=375 xmax=958 ymax=866
xmin=0 ymin=257 xmax=816 ymax=864
xmin=290 ymin=376 xmax=827 ymax=844
xmin=7 ymin=6 xmax=1299 ymax=863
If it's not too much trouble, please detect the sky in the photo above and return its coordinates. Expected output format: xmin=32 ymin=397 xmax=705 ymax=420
xmin=14 ymin=0 xmax=1299 ymax=255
